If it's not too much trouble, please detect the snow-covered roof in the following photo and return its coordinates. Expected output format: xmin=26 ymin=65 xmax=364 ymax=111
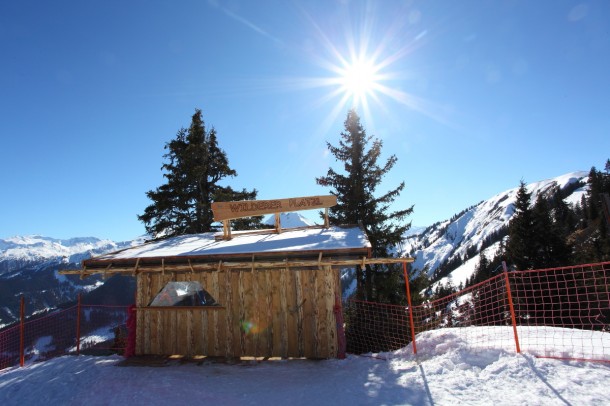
xmin=89 ymin=226 xmax=371 ymax=263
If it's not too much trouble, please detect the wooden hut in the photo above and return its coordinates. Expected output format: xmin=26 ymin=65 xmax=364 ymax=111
xmin=62 ymin=196 xmax=413 ymax=359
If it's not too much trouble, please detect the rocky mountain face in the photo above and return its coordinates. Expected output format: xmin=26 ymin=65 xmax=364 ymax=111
xmin=402 ymin=172 xmax=588 ymax=288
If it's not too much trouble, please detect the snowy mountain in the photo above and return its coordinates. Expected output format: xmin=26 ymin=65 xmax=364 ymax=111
xmin=262 ymin=212 xmax=317 ymax=228
xmin=0 ymin=236 xmax=143 ymax=328
xmin=402 ymin=171 xmax=589 ymax=288
xmin=0 ymin=236 xmax=139 ymax=276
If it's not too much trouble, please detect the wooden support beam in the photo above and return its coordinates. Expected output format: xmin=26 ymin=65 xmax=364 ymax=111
xmin=188 ymin=259 xmax=195 ymax=274
xmin=103 ymin=263 xmax=112 ymax=279
xmin=222 ymin=220 xmax=232 ymax=240
xmin=133 ymin=258 xmax=140 ymax=277
xmin=60 ymin=257 xmax=414 ymax=277
xmin=274 ymin=213 xmax=281 ymax=234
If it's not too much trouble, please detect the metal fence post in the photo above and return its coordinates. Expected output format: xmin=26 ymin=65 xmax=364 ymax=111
xmin=19 ymin=296 xmax=25 ymax=367
xmin=402 ymin=262 xmax=417 ymax=354
xmin=503 ymin=261 xmax=521 ymax=353
xmin=76 ymin=293 xmax=82 ymax=355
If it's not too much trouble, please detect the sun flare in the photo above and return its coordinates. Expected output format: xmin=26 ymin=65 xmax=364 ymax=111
xmin=338 ymin=59 xmax=381 ymax=104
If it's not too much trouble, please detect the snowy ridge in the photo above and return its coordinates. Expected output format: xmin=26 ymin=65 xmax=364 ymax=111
xmin=262 ymin=212 xmax=317 ymax=228
xmin=0 ymin=235 xmax=146 ymax=275
xmin=403 ymin=171 xmax=588 ymax=286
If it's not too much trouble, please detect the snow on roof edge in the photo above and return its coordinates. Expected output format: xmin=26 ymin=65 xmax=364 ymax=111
xmin=86 ymin=225 xmax=371 ymax=263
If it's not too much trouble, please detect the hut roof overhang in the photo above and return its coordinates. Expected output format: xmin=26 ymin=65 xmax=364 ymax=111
xmin=60 ymin=225 xmax=412 ymax=278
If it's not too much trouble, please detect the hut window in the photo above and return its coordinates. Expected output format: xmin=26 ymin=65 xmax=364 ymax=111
xmin=149 ymin=281 xmax=218 ymax=307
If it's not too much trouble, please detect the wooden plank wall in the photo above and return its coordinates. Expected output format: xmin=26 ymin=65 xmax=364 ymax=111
xmin=135 ymin=266 xmax=340 ymax=359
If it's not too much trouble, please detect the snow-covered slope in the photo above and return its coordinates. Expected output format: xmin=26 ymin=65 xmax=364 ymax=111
xmin=262 ymin=212 xmax=317 ymax=228
xmin=402 ymin=171 xmax=588 ymax=286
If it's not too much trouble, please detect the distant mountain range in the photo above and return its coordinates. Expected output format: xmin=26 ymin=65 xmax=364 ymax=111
xmin=0 ymin=174 xmax=589 ymax=326
xmin=0 ymin=236 xmax=147 ymax=328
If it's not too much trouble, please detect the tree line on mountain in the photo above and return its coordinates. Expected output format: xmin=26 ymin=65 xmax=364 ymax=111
xmin=424 ymin=161 xmax=610 ymax=298
xmin=467 ymin=160 xmax=610 ymax=287
xmin=405 ymin=162 xmax=610 ymax=335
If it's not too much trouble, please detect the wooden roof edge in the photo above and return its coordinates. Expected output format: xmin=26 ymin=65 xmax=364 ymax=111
xmin=60 ymin=256 xmax=414 ymax=277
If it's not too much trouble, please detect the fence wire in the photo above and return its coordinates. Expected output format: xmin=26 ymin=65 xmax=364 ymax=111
xmin=2 ymin=262 xmax=609 ymax=370
xmin=345 ymin=262 xmax=610 ymax=362
xmin=0 ymin=303 xmax=129 ymax=371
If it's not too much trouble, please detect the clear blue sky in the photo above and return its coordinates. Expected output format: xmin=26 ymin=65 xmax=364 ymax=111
xmin=2 ymin=1 xmax=609 ymax=242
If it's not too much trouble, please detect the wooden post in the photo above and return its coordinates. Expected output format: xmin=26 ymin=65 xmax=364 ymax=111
xmin=503 ymin=261 xmax=521 ymax=353
xmin=76 ymin=293 xmax=82 ymax=355
xmin=402 ymin=262 xmax=417 ymax=355
xmin=19 ymin=296 xmax=25 ymax=367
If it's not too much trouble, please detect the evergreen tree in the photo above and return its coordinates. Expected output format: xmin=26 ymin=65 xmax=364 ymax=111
xmin=138 ymin=109 xmax=260 ymax=237
xmin=506 ymin=181 xmax=537 ymax=270
xmin=471 ymin=250 xmax=490 ymax=285
xmin=531 ymin=195 xmax=572 ymax=268
xmin=316 ymin=109 xmax=413 ymax=301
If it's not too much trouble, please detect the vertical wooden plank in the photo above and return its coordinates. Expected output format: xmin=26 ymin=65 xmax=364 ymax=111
xmin=231 ymin=270 xmax=242 ymax=357
xmin=195 ymin=272 xmax=206 ymax=355
xmin=153 ymin=310 xmax=161 ymax=355
xmin=315 ymin=267 xmax=328 ymax=358
xmin=265 ymin=270 xmax=274 ymax=356
xmin=270 ymin=270 xmax=282 ymax=356
xmin=303 ymin=269 xmax=318 ymax=358
xmin=285 ymin=268 xmax=298 ymax=357
xmin=300 ymin=269 xmax=314 ymax=357
xmin=175 ymin=274 xmax=188 ymax=355
xmin=135 ymin=275 xmax=146 ymax=355
xmin=324 ymin=265 xmax=337 ymax=358
xmin=294 ymin=269 xmax=305 ymax=357
xmin=255 ymin=269 xmax=273 ymax=357
xmin=312 ymin=268 xmax=323 ymax=358
xmin=212 ymin=271 xmax=222 ymax=356
xmin=252 ymin=266 xmax=260 ymax=357
xmin=242 ymin=268 xmax=259 ymax=357
xmin=238 ymin=270 xmax=247 ymax=357
xmin=225 ymin=269 xmax=234 ymax=358
xmin=279 ymin=268 xmax=288 ymax=358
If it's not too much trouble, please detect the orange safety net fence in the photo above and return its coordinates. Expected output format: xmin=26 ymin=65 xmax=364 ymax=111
xmin=345 ymin=262 xmax=610 ymax=362
xmin=0 ymin=303 xmax=129 ymax=371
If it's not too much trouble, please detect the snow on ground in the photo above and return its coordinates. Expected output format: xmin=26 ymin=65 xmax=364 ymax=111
xmin=1 ymin=327 xmax=609 ymax=405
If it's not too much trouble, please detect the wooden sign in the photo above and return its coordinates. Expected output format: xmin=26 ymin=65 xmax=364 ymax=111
xmin=212 ymin=195 xmax=337 ymax=222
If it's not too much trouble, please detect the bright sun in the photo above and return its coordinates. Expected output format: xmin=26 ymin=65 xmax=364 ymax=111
xmin=338 ymin=59 xmax=380 ymax=104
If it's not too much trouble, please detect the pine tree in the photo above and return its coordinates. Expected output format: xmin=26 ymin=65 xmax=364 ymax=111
xmin=138 ymin=109 xmax=260 ymax=238
xmin=507 ymin=181 xmax=537 ymax=270
xmin=531 ymin=195 xmax=572 ymax=268
xmin=316 ymin=109 xmax=413 ymax=301
xmin=471 ymin=250 xmax=490 ymax=285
